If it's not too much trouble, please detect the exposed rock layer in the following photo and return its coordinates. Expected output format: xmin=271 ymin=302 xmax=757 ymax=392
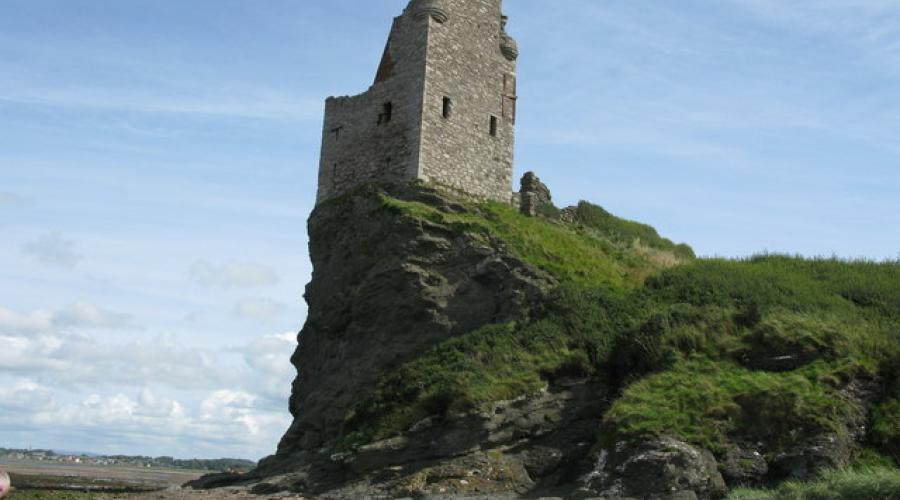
xmin=276 ymin=185 xmax=554 ymax=455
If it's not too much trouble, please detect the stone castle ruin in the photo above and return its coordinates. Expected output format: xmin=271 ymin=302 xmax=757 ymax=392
xmin=316 ymin=0 xmax=519 ymax=204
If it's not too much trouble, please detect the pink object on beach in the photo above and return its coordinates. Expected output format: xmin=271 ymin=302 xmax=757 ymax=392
xmin=0 ymin=468 xmax=9 ymax=498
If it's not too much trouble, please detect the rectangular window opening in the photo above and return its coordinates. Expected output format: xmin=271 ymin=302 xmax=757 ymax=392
xmin=442 ymin=96 xmax=452 ymax=119
xmin=378 ymin=102 xmax=393 ymax=124
xmin=489 ymin=115 xmax=498 ymax=136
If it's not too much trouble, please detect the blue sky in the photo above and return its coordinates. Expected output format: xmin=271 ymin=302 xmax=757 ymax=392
xmin=1 ymin=0 xmax=898 ymax=460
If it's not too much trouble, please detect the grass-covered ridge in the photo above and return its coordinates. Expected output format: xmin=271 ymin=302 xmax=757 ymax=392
xmin=574 ymin=201 xmax=695 ymax=261
xmin=341 ymin=190 xmax=900 ymax=485
xmin=379 ymin=194 xmax=693 ymax=289
xmin=728 ymin=467 xmax=900 ymax=499
xmin=604 ymin=257 xmax=900 ymax=454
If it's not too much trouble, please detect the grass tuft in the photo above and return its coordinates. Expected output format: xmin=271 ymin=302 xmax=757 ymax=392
xmin=727 ymin=467 xmax=900 ymax=499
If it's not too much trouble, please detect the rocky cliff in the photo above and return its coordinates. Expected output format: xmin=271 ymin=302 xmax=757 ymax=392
xmin=277 ymin=184 xmax=553 ymax=454
xmin=192 ymin=182 xmax=900 ymax=499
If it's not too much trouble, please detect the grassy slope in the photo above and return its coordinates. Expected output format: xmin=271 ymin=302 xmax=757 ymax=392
xmin=341 ymin=192 xmax=900 ymax=488
xmin=604 ymin=256 xmax=900 ymax=457
xmin=341 ymin=194 xmax=686 ymax=444
xmin=728 ymin=467 xmax=900 ymax=499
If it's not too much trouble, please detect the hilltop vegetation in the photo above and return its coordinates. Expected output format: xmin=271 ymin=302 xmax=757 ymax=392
xmin=336 ymin=188 xmax=900 ymax=495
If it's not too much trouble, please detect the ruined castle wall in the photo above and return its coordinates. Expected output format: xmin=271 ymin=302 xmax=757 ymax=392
xmin=417 ymin=0 xmax=516 ymax=203
xmin=316 ymin=0 xmax=517 ymax=204
xmin=316 ymin=15 xmax=428 ymax=203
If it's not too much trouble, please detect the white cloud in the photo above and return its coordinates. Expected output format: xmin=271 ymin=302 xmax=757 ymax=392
xmin=0 ymin=84 xmax=322 ymax=123
xmin=54 ymin=301 xmax=135 ymax=330
xmin=0 ymin=307 xmax=54 ymax=334
xmin=21 ymin=231 xmax=83 ymax=268
xmin=39 ymin=390 xmax=186 ymax=428
xmin=242 ymin=332 xmax=296 ymax=404
xmin=0 ymin=302 xmax=135 ymax=335
xmin=0 ymin=330 xmax=223 ymax=391
xmin=197 ymin=390 xmax=273 ymax=439
xmin=0 ymin=380 xmax=55 ymax=413
xmin=233 ymin=298 xmax=285 ymax=320
xmin=18 ymin=387 xmax=289 ymax=459
xmin=0 ymin=327 xmax=296 ymax=458
xmin=0 ymin=312 xmax=295 ymax=402
xmin=189 ymin=260 xmax=279 ymax=288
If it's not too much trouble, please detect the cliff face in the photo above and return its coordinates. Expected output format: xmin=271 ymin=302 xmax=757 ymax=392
xmin=243 ymin=184 xmax=697 ymax=497
xmin=208 ymin=183 xmax=900 ymax=499
xmin=276 ymin=185 xmax=553 ymax=454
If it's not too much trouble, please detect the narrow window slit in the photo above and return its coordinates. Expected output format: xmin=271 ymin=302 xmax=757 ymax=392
xmin=442 ymin=97 xmax=452 ymax=119
xmin=489 ymin=115 xmax=498 ymax=136
xmin=378 ymin=102 xmax=393 ymax=124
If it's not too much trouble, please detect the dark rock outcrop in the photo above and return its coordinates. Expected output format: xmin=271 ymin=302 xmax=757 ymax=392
xmin=518 ymin=171 xmax=554 ymax=217
xmin=184 ymin=472 xmax=248 ymax=490
xmin=251 ymin=378 xmax=608 ymax=498
xmin=719 ymin=446 xmax=768 ymax=485
xmin=241 ymin=186 xmax=616 ymax=497
xmin=769 ymin=379 xmax=878 ymax=482
xmin=274 ymin=185 xmax=554 ymax=456
xmin=580 ymin=437 xmax=727 ymax=500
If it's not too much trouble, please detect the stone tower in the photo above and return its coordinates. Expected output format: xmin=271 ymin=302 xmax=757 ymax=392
xmin=316 ymin=0 xmax=518 ymax=204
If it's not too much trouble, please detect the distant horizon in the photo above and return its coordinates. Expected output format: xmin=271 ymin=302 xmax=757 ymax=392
xmin=1 ymin=0 xmax=899 ymax=460
xmin=1 ymin=445 xmax=252 ymax=461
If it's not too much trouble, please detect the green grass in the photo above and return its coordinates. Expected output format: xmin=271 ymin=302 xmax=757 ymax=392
xmin=600 ymin=256 xmax=900 ymax=453
xmin=380 ymin=194 xmax=691 ymax=289
xmin=601 ymin=357 xmax=857 ymax=453
xmin=727 ymin=467 xmax=900 ymax=499
xmin=339 ymin=189 xmax=900 ymax=482
xmin=574 ymin=201 xmax=695 ymax=260
xmin=341 ymin=285 xmax=643 ymax=446
xmin=872 ymin=367 xmax=900 ymax=462
xmin=644 ymin=255 xmax=900 ymax=317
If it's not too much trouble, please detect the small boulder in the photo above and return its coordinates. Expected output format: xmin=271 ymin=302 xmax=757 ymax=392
xmin=770 ymin=432 xmax=855 ymax=481
xmin=184 ymin=471 xmax=247 ymax=490
xmin=582 ymin=436 xmax=727 ymax=499
xmin=719 ymin=446 xmax=768 ymax=485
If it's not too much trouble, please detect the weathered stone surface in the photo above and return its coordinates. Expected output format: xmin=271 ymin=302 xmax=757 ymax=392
xmin=580 ymin=437 xmax=727 ymax=500
xmin=256 ymin=374 xmax=607 ymax=498
xmin=518 ymin=171 xmax=554 ymax=217
xmin=184 ymin=472 xmax=248 ymax=490
xmin=500 ymin=16 xmax=519 ymax=62
xmin=768 ymin=379 xmax=872 ymax=482
xmin=719 ymin=446 xmax=768 ymax=486
xmin=318 ymin=0 xmax=517 ymax=205
xmin=412 ymin=0 xmax=450 ymax=23
xmin=770 ymin=433 xmax=856 ymax=482
xmin=272 ymin=185 xmax=554 ymax=457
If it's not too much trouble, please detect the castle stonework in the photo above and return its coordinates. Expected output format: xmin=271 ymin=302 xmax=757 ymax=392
xmin=316 ymin=0 xmax=518 ymax=204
